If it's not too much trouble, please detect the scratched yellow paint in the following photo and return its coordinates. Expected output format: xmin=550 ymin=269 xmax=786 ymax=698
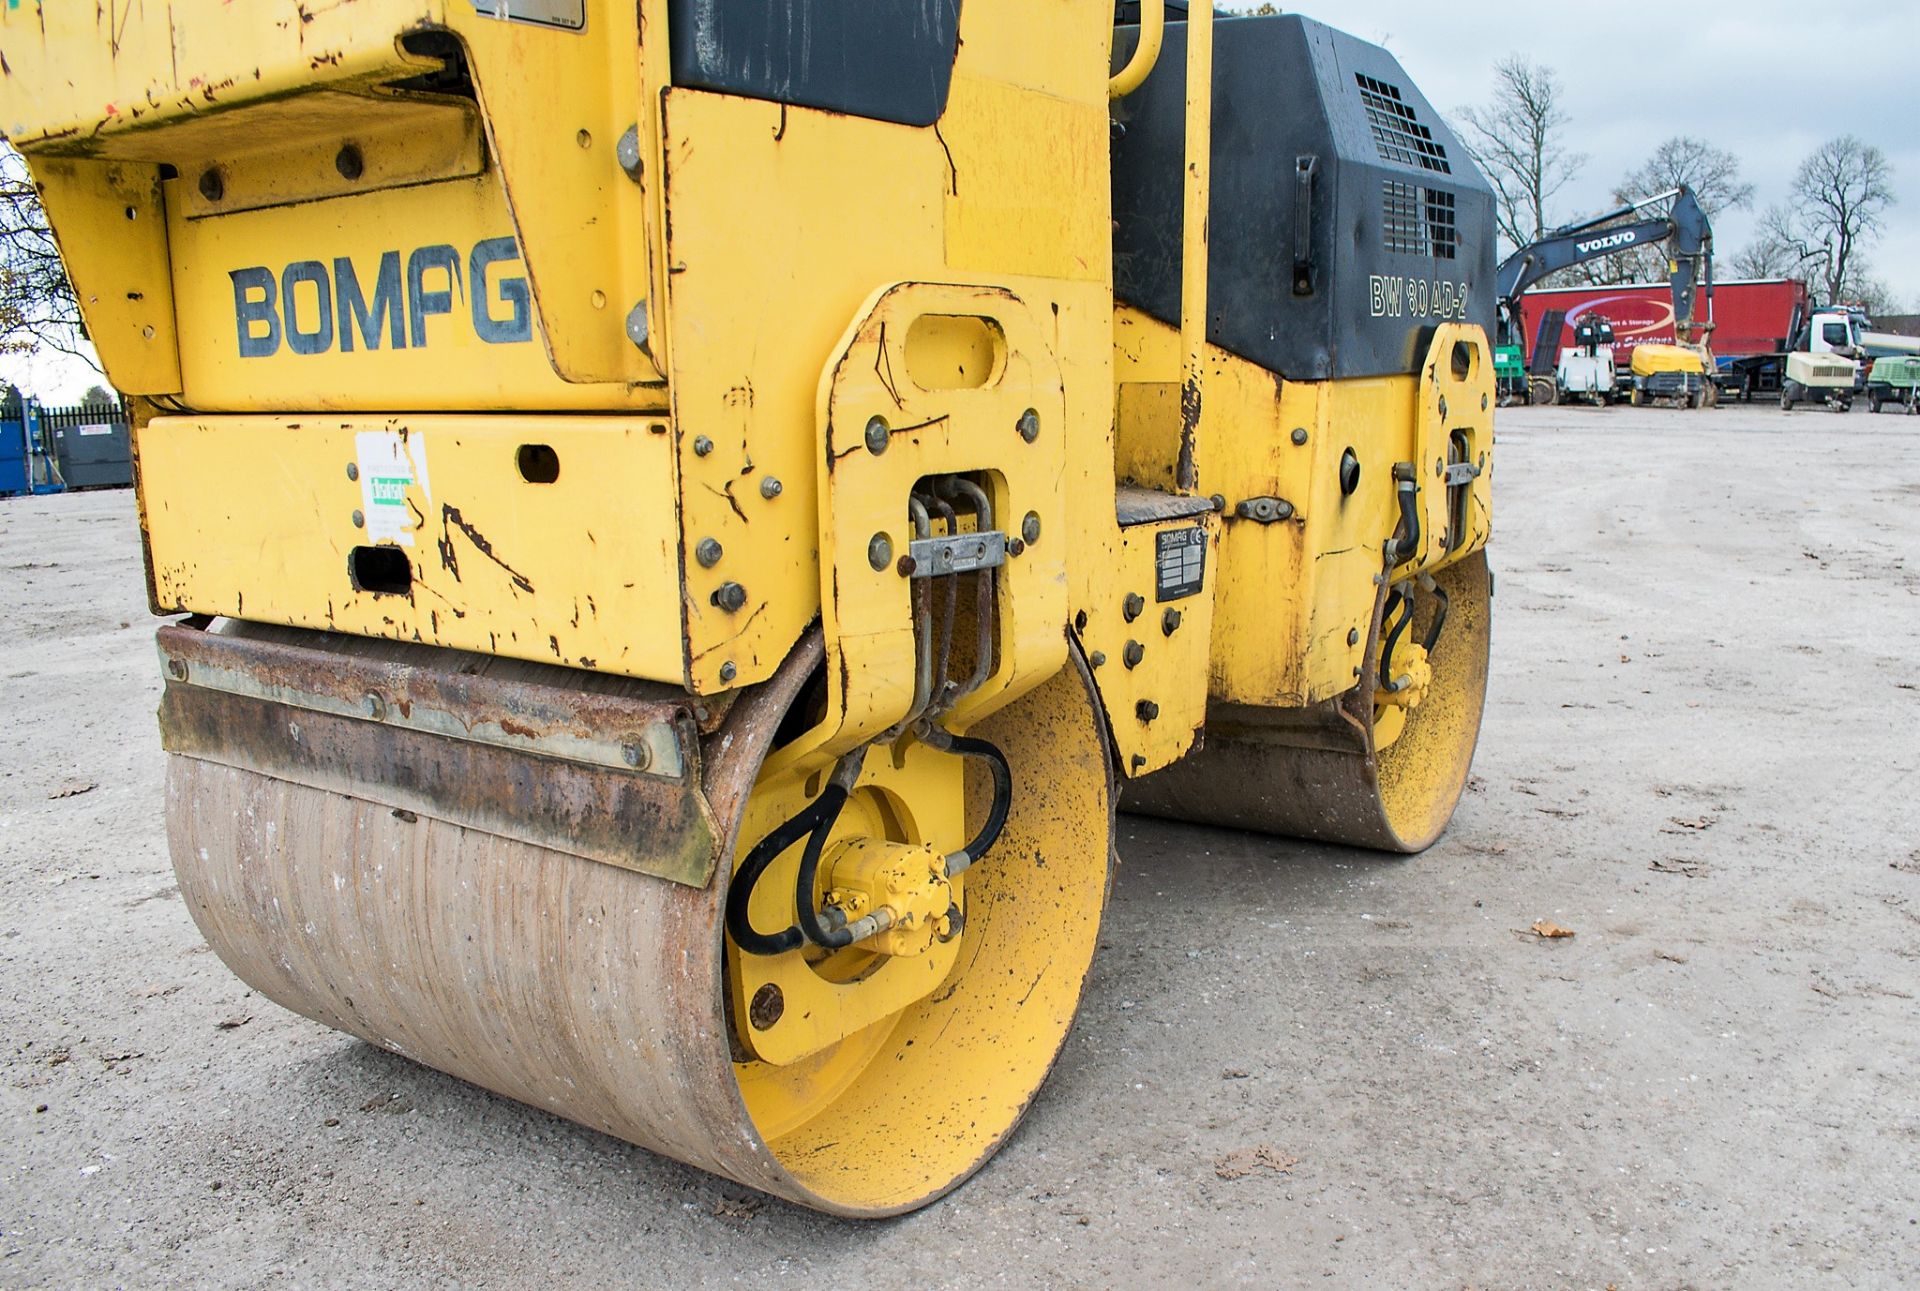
xmin=5 ymin=0 xmax=1504 ymax=1219
xmin=137 ymin=414 xmax=686 ymax=683
xmin=1115 ymin=307 xmax=1493 ymax=708
xmin=163 ymin=172 xmax=663 ymax=413
xmin=0 ymin=0 xmax=659 ymax=389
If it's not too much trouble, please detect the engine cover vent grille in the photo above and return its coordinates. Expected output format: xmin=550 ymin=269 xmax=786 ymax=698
xmin=1356 ymin=73 xmax=1451 ymax=174
xmin=1383 ymin=180 xmax=1458 ymax=259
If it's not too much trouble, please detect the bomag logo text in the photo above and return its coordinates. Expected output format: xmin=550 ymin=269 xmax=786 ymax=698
xmin=230 ymin=237 xmax=533 ymax=358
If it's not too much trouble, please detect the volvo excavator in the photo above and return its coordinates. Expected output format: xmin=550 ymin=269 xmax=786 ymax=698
xmin=1493 ymin=185 xmax=1716 ymax=406
xmin=2 ymin=2 xmax=1496 ymax=1214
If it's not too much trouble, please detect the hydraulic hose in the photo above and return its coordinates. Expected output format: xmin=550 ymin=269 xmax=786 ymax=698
xmin=725 ymin=784 xmax=848 ymax=957
xmin=905 ymin=727 xmax=1013 ymax=879
xmin=1378 ymin=587 xmax=1415 ymax=694
xmin=1388 ymin=462 xmax=1420 ymax=565
xmin=1419 ymin=576 xmax=1450 ymax=654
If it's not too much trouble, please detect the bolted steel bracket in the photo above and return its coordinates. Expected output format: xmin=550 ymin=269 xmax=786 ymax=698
xmin=1233 ymin=496 xmax=1296 ymax=524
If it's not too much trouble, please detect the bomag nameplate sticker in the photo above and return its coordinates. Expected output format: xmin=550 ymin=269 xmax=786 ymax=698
xmin=355 ymin=431 xmax=433 ymax=547
xmin=1155 ymin=525 xmax=1207 ymax=602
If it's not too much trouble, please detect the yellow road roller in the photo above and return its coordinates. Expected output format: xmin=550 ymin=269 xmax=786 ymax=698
xmin=4 ymin=0 xmax=1493 ymax=1214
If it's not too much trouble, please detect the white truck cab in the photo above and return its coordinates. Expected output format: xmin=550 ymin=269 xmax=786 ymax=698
xmin=1782 ymin=308 xmax=1864 ymax=410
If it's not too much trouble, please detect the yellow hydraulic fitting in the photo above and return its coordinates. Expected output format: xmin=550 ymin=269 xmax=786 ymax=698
xmin=824 ymin=836 xmax=956 ymax=960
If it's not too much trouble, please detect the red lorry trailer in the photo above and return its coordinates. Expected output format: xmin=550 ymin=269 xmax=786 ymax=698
xmin=1518 ymin=278 xmax=1810 ymax=399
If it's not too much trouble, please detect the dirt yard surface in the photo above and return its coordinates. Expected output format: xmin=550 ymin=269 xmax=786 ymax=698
xmin=2 ymin=402 xmax=1917 ymax=1288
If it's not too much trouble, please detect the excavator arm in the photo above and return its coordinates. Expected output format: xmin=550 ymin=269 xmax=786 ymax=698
xmin=1495 ymin=185 xmax=1715 ymax=349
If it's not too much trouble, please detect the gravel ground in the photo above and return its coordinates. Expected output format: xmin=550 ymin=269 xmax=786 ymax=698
xmin=2 ymin=401 xmax=1917 ymax=1289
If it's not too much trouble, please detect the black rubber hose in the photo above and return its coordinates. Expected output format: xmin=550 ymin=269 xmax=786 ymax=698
xmin=1421 ymin=581 xmax=1450 ymax=654
xmin=725 ymin=785 xmax=847 ymax=957
xmin=946 ymin=735 xmax=1013 ymax=866
xmin=1378 ymin=588 xmax=1414 ymax=689
xmin=793 ymin=788 xmax=856 ymax=949
xmin=1390 ymin=472 xmax=1420 ymax=564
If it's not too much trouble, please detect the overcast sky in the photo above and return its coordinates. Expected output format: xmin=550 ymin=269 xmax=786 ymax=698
xmin=11 ymin=6 xmax=1916 ymax=400
xmin=1268 ymin=1 xmax=1920 ymax=303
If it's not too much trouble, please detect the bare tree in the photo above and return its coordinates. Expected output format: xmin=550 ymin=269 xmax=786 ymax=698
xmin=1454 ymin=57 xmax=1587 ymax=253
xmin=0 ymin=146 xmax=96 ymax=372
xmin=1846 ymin=275 xmax=1903 ymax=317
xmin=1729 ymin=205 xmax=1807 ymax=279
xmin=1612 ymin=136 xmax=1755 ymax=218
xmin=1545 ymin=138 xmax=1754 ymax=287
xmin=1732 ymin=136 xmax=1894 ymax=301
xmin=1791 ymin=136 xmax=1894 ymax=303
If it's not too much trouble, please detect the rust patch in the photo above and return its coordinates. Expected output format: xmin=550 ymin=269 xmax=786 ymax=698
xmin=1177 ymin=377 xmax=1201 ymax=492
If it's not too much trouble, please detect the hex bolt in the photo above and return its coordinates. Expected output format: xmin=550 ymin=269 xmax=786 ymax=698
xmin=1136 ymin=699 xmax=1160 ymax=722
xmin=363 ymin=693 xmax=387 ymax=721
xmin=1210 ymin=493 xmax=1228 ymax=512
xmin=748 ymin=982 xmax=785 ymax=1030
xmin=1089 ymin=650 xmax=1107 ymax=669
xmin=1162 ymin=608 xmax=1182 ymax=636
xmin=1021 ymin=511 xmax=1041 ymax=545
xmin=1123 ymin=593 xmax=1144 ymax=622
xmin=868 ymin=532 xmax=893 ymax=571
xmin=334 ymin=144 xmax=364 ymax=181
xmin=351 ymin=509 xmax=365 ymax=529
xmin=695 ymin=537 xmax=723 ymax=568
xmin=1291 ymin=427 xmax=1309 ymax=446
xmin=1348 ymin=627 xmax=1360 ymax=646
xmin=621 ymin=741 xmax=652 ymax=771
xmin=615 ymin=125 xmax=645 ymax=182
xmin=1339 ymin=448 xmax=1361 ymax=496
xmin=198 ymin=167 xmax=225 ymax=202
xmin=759 ymin=476 xmax=783 ymax=499
xmin=865 ymin=416 xmax=891 ymax=455
xmin=625 ymin=302 xmax=650 ymax=350
xmin=718 ymin=661 xmax=738 ymax=683
xmin=1123 ymin=640 xmax=1145 ymax=669
xmin=1007 ymin=537 xmax=1026 ymax=557
xmin=1017 ymin=408 xmax=1041 ymax=443
xmin=712 ymin=582 xmax=748 ymax=613
xmin=692 ymin=435 xmax=714 ymax=457
xmin=346 ymin=462 xmax=359 ymax=482
xmin=896 ymin=554 xmax=918 ymax=577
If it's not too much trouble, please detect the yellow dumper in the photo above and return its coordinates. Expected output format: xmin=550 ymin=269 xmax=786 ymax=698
xmin=1630 ymin=342 xmax=1712 ymax=408
xmin=3 ymin=0 xmax=1494 ymax=1213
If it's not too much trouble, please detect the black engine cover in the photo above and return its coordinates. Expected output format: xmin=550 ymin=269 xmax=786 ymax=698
xmin=1111 ymin=15 xmax=1496 ymax=381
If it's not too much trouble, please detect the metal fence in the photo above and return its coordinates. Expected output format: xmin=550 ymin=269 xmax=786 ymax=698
xmin=45 ymin=400 xmax=133 ymax=489
xmin=0 ymin=399 xmax=134 ymax=495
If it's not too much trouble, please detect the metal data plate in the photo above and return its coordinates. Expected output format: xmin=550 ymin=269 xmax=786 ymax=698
xmin=1154 ymin=525 xmax=1207 ymax=602
xmin=908 ymin=530 xmax=1008 ymax=579
xmin=468 ymin=0 xmax=585 ymax=31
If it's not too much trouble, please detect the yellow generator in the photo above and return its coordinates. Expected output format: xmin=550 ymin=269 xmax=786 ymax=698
xmin=4 ymin=1 xmax=1493 ymax=1214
